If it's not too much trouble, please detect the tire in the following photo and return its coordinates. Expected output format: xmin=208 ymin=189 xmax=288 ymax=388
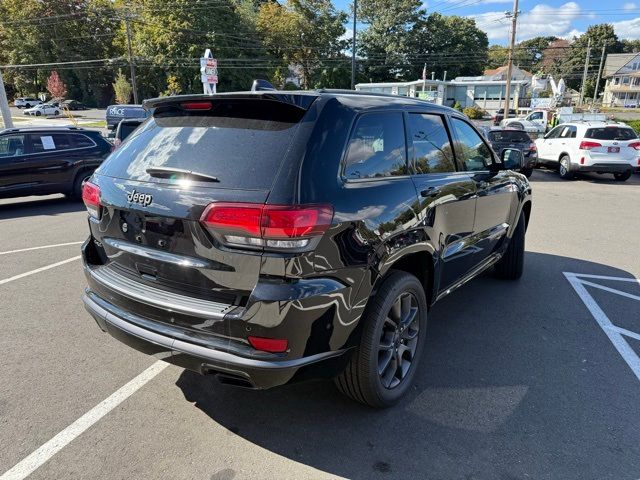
xmin=36 ymin=111 xmax=41 ymax=116
xmin=494 ymin=212 xmax=525 ymax=280
xmin=558 ymin=155 xmax=573 ymax=180
xmin=68 ymin=171 xmax=93 ymax=199
xmin=613 ymin=171 xmax=631 ymax=182
xmin=54 ymin=110 xmax=59 ymax=115
xmin=334 ymin=270 xmax=428 ymax=408
xmin=521 ymin=167 xmax=533 ymax=178
xmin=25 ymin=104 xmax=31 ymax=109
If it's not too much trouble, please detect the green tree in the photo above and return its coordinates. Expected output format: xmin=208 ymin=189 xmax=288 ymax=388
xmin=128 ymin=0 xmax=271 ymax=97
xmin=113 ymin=70 xmax=132 ymax=104
xmin=357 ymin=0 xmax=423 ymax=81
xmin=256 ymin=0 xmax=346 ymax=88
xmin=487 ymin=45 xmax=508 ymax=69
xmin=408 ymin=13 xmax=488 ymax=80
xmin=621 ymin=39 xmax=640 ymax=53
xmin=552 ymin=24 xmax=622 ymax=96
xmin=0 ymin=0 xmax=121 ymax=106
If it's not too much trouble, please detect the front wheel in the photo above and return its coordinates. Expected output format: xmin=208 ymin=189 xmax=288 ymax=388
xmin=35 ymin=111 xmax=41 ymax=116
xmin=613 ymin=171 xmax=631 ymax=182
xmin=54 ymin=110 xmax=59 ymax=115
xmin=559 ymin=155 xmax=573 ymax=180
xmin=334 ymin=271 xmax=427 ymax=408
xmin=495 ymin=212 xmax=525 ymax=280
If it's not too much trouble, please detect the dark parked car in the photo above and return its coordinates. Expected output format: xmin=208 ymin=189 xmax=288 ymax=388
xmin=105 ymin=104 xmax=150 ymax=134
xmin=61 ymin=100 xmax=88 ymax=111
xmin=492 ymin=108 xmax=517 ymax=126
xmin=0 ymin=126 xmax=111 ymax=199
xmin=82 ymin=91 xmax=532 ymax=407
xmin=112 ymin=118 xmax=145 ymax=150
xmin=487 ymin=128 xmax=537 ymax=177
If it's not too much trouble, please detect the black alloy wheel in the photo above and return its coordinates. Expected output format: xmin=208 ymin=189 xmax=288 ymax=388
xmin=378 ymin=292 xmax=420 ymax=389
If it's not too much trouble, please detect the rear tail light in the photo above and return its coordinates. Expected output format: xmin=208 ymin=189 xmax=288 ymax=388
xmin=200 ymin=203 xmax=333 ymax=251
xmin=629 ymin=141 xmax=640 ymax=150
xmin=529 ymin=143 xmax=537 ymax=152
xmin=579 ymin=141 xmax=601 ymax=150
xmin=248 ymin=336 xmax=288 ymax=353
xmin=82 ymin=181 xmax=102 ymax=219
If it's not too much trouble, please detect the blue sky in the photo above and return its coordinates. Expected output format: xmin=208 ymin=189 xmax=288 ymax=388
xmin=333 ymin=0 xmax=640 ymax=45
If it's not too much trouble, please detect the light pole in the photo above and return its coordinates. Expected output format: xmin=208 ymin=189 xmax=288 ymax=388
xmin=351 ymin=0 xmax=357 ymax=90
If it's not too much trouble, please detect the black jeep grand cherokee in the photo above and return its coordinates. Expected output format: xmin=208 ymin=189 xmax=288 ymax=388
xmin=82 ymin=91 xmax=532 ymax=407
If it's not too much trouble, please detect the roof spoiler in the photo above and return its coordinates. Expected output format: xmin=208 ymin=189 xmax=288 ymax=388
xmin=143 ymin=92 xmax=318 ymax=112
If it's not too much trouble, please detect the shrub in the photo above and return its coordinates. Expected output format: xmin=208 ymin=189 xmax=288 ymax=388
xmin=463 ymin=106 xmax=486 ymax=120
xmin=623 ymin=119 xmax=640 ymax=134
xmin=453 ymin=101 xmax=463 ymax=112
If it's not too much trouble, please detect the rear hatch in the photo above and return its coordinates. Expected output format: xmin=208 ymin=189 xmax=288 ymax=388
xmin=86 ymin=95 xmax=316 ymax=332
xmin=582 ymin=126 xmax=640 ymax=163
xmin=488 ymin=129 xmax=535 ymax=156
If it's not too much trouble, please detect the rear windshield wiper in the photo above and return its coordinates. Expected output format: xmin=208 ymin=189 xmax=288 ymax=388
xmin=146 ymin=167 xmax=219 ymax=182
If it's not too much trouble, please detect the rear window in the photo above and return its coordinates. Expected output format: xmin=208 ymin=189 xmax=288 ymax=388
xmin=488 ymin=130 xmax=531 ymax=143
xmin=118 ymin=122 xmax=141 ymax=141
xmin=98 ymin=99 xmax=306 ymax=190
xmin=585 ymin=127 xmax=637 ymax=140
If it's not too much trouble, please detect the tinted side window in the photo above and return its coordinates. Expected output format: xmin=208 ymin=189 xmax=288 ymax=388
xmin=72 ymin=134 xmax=95 ymax=148
xmin=344 ymin=112 xmax=407 ymax=179
xmin=30 ymin=134 xmax=72 ymax=153
xmin=450 ymin=118 xmax=493 ymax=172
xmin=545 ymin=126 xmax=564 ymax=139
xmin=560 ymin=126 xmax=576 ymax=138
xmin=408 ymin=113 xmax=455 ymax=174
xmin=0 ymin=134 xmax=26 ymax=157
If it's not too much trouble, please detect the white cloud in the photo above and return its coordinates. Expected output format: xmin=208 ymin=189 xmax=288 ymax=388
xmin=473 ymin=2 xmax=581 ymax=42
xmin=623 ymin=2 xmax=637 ymax=10
xmin=560 ymin=29 xmax=583 ymax=40
xmin=612 ymin=17 xmax=640 ymax=39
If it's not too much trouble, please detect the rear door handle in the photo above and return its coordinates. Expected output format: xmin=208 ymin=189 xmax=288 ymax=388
xmin=420 ymin=186 xmax=441 ymax=197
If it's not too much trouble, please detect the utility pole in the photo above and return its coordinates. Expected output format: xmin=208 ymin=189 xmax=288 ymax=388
xmin=124 ymin=14 xmax=139 ymax=104
xmin=0 ymin=70 xmax=14 ymax=128
xmin=351 ymin=0 xmax=357 ymax=90
xmin=591 ymin=45 xmax=606 ymax=110
xmin=579 ymin=38 xmax=591 ymax=107
xmin=503 ymin=0 xmax=519 ymax=121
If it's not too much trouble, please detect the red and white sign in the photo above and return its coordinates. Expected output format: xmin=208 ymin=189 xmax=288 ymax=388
xmin=200 ymin=49 xmax=218 ymax=94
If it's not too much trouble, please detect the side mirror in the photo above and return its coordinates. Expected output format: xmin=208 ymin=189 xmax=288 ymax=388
xmin=501 ymin=148 xmax=524 ymax=171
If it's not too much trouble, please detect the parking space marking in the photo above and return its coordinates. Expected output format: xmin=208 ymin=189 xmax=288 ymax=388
xmin=0 ymin=242 xmax=83 ymax=256
xmin=564 ymin=272 xmax=640 ymax=383
xmin=0 ymin=361 xmax=168 ymax=480
xmin=0 ymin=256 xmax=81 ymax=286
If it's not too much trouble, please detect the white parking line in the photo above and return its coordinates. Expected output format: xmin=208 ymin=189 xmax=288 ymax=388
xmin=0 ymin=256 xmax=81 ymax=286
xmin=564 ymin=272 xmax=640 ymax=383
xmin=0 ymin=361 xmax=168 ymax=480
xmin=0 ymin=242 xmax=83 ymax=256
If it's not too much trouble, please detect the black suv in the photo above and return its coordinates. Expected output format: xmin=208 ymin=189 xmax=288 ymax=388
xmin=0 ymin=127 xmax=112 ymax=199
xmin=81 ymin=91 xmax=532 ymax=407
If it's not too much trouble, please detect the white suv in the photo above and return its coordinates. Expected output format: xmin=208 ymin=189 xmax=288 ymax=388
xmin=535 ymin=122 xmax=640 ymax=181
xmin=14 ymin=97 xmax=42 ymax=109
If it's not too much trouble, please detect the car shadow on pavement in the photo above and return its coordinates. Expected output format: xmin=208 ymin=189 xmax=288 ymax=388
xmin=531 ymin=168 xmax=640 ymax=185
xmin=0 ymin=195 xmax=85 ymax=220
xmin=176 ymin=252 xmax=640 ymax=480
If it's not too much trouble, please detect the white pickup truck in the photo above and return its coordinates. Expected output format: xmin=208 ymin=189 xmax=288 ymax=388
xmin=501 ymin=109 xmax=608 ymax=135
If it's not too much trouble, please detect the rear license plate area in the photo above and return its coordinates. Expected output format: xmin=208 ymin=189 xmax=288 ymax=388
xmin=608 ymin=147 xmax=620 ymax=153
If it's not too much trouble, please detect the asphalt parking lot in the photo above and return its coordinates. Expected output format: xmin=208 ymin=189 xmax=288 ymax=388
xmin=1 ymin=169 xmax=639 ymax=480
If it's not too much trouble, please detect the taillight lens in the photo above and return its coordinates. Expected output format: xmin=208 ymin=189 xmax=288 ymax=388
xmin=579 ymin=141 xmax=602 ymax=150
xmin=200 ymin=203 xmax=333 ymax=250
xmin=82 ymin=181 xmax=101 ymax=219
xmin=529 ymin=143 xmax=537 ymax=152
xmin=629 ymin=141 xmax=640 ymax=150
xmin=248 ymin=336 xmax=288 ymax=353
